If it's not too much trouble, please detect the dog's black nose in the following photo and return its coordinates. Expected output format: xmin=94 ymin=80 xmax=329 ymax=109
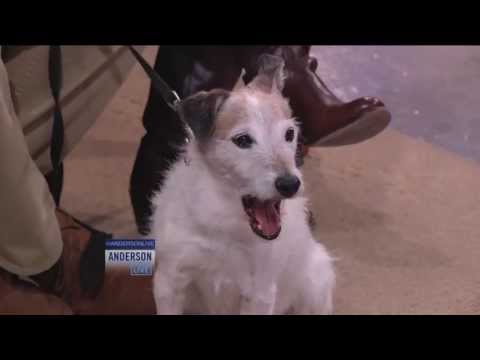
xmin=275 ymin=174 xmax=301 ymax=198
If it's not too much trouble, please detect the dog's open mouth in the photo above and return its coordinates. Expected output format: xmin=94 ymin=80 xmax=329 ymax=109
xmin=242 ymin=195 xmax=282 ymax=240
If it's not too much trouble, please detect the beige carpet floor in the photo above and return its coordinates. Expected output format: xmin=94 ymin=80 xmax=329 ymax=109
xmin=62 ymin=47 xmax=480 ymax=314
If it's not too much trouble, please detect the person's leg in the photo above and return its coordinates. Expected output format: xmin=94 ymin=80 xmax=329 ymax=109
xmin=0 ymin=50 xmax=100 ymax=309
xmin=0 ymin=48 xmax=77 ymax=314
xmin=0 ymin=52 xmax=63 ymax=278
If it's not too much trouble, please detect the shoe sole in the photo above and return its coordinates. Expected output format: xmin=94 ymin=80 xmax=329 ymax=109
xmin=311 ymin=107 xmax=392 ymax=147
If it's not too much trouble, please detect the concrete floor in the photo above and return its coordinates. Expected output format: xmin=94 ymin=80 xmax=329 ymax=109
xmin=311 ymin=46 xmax=480 ymax=162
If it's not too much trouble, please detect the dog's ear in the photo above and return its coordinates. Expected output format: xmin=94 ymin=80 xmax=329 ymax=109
xmin=177 ymin=89 xmax=230 ymax=141
xmin=249 ymin=54 xmax=286 ymax=93
xmin=233 ymin=68 xmax=246 ymax=91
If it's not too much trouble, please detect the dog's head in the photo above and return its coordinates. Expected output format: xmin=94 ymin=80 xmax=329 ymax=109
xmin=177 ymin=55 xmax=302 ymax=241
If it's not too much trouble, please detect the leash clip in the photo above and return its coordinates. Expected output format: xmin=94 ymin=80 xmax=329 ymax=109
xmin=128 ymin=45 xmax=182 ymax=113
xmin=168 ymin=90 xmax=181 ymax=111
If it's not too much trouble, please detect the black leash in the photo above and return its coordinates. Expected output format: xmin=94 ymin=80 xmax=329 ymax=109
xmin=46 ymin=45 xmax=65 ymax=206
xmin=46 ymin=46 xmax=111 ymax=298
xmin=127 ymin=46 xmax=180 ymax=111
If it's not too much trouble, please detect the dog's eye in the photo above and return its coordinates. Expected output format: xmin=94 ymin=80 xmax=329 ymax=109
xmin=285 ymin=128 xmax=295 ymax=142
xmin=232 ymin=134 xmax=254 ymax=149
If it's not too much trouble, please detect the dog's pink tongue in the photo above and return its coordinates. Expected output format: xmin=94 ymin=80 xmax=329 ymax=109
xmin=253 ymin=200 xmax=280 ymax=237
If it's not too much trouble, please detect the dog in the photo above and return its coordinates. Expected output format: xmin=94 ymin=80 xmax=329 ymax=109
xmin=148 ymin=55 xmax=335 ymax=315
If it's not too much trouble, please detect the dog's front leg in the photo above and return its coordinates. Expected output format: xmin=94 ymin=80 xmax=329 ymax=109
xmin=295 ymin=246 xmax=335 ymax=315
xmin=239 ymin=245 xmax=279 ymax=315
xmin=239 ymin=283 xmax=277 ymax=315
xmin=153 ymin=269 xmax=188 ymax=315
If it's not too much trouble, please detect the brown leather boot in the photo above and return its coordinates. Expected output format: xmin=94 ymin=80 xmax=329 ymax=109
xmin=242 ymin=46 xmax=391 ymax=147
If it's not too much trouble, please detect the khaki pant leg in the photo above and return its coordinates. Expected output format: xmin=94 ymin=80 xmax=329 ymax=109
xmin=0 ymin=49 xmax=62 ymax=276
xmin=5 ymin=46 xmax=143 ymax=174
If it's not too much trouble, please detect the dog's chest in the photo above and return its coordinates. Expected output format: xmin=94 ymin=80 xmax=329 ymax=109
xmin=185 ymin=239 xmax=286 ymax=314
xmin=184 ymin=247 xmax=244 ymax=314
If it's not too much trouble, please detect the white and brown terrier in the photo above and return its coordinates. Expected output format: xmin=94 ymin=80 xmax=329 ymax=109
xmin=148 ymin=55 xmax=335 ymax=314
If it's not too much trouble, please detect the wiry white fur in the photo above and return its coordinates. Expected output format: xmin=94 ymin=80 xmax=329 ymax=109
xmin=149 ymin=83 xmax=335 ymax=315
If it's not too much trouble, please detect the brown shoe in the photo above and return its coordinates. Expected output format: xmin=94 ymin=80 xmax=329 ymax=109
xmin=280 ymin=46 xmax=391 ymax=147
xmin=0 ymin=267 xmax=72 ymax=315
